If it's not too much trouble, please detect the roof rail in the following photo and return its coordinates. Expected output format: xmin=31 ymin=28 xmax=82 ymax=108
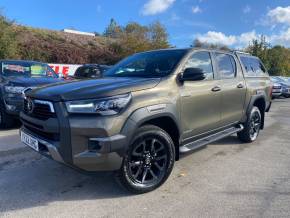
xmin=232 ymin=50 xmax=251 ymax=55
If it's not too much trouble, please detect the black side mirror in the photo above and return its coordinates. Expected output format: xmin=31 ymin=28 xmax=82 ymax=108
xmin=179 ymin=68 xmax=206 ymax=82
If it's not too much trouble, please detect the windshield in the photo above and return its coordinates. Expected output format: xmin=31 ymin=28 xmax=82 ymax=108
xmin=104 ymin=50 xmax=188 ymax=78
xmin=1 ymin=61 xmax=58 ymax=78
xmin=74 ymin=65 xmax=110 ymax=78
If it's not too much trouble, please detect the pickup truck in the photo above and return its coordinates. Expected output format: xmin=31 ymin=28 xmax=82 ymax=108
xmin=20 ymin=48 xmax=272 ymax=193
xmin=0 ymin=60 xmax=62 ymax=128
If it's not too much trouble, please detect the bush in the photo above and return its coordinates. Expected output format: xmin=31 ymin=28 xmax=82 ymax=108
xmin=0 ymin=15 xmax=19 ymax=59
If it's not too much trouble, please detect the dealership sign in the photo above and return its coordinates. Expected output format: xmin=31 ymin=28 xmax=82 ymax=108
xmin=49 ymin=63 xmax=81 ymax=77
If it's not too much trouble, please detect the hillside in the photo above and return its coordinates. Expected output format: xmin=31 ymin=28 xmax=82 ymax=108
xmin=0 ymin=14 xmax=170 ymax=65
xmin=12 ymin=25 xmax=120 ymax=64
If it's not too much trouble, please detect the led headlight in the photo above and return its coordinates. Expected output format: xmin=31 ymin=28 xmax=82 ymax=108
xmin=4 ymin=86 xmax=26 ymax=94
xmin=65 ymin=93 xmax=131 ymax=115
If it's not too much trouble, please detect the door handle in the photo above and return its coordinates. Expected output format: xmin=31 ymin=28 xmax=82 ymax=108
xmin=237 ymin=82 xmax=244 ymax=89
xmin=211 ymin=86 xmax=221 ymax=92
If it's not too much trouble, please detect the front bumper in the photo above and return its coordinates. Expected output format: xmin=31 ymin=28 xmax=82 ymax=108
xmin=20 ymin=105 xmax=126 ymax=171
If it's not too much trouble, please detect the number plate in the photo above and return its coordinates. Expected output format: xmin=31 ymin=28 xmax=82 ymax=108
xmin=21 ymin=131 xmax=39 ymax=152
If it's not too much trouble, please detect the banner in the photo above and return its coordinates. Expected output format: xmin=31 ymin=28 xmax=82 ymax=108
xmin=49 ymin=63 xmax=82 ymax=77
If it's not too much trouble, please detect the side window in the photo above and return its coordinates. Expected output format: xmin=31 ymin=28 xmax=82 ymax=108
xmin=184 ymin=51 xmax=214 ymax=80
xmin=240 ymin=56 xmax=266 ymax=77
xmin=216 ymin=53 xmax=236 ymax=79
xmin=251 ymin=58 xmax=266 ymax=76
xmin=240 ymin=56 xmax=255 ymax=76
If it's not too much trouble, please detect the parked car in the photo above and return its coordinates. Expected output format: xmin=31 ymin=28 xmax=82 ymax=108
xmin=271 ymin=82 xmax=282 ymax=98
xmin=270 ymin=76 xmax=290 ymax=98
xmin=0 ymin=60 xmax=63 ymax=128
xmin=20 ymin=49 xmax=271 ymax=193
xmin=66 ymin=64 xmax=111 ymax=80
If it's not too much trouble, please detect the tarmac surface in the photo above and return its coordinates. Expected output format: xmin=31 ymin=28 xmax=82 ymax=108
xmin=0 ymin=98 xmax=290 ymax=217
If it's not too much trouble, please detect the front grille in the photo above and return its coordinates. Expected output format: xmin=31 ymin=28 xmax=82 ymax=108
xmin=24 ymin=99 xmax=56 ymax=120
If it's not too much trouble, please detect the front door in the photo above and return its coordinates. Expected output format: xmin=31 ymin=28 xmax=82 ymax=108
xmin=180 ymin=51 xmax=222 ymax=140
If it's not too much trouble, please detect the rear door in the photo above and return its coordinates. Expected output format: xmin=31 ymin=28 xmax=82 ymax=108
xmin=180 ymin=51 xmax=222 ymax=139
xmin=214 ymin=52 xmax=247 ymax=126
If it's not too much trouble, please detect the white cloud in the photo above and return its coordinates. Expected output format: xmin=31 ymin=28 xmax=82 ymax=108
xmin=270 ymin=28 xmax=290 ymax=46
xmin=192 ymin=6 xmax=202 ymax=14
xmin=267 ymin=6 xmax=290 ymax=26
xmin=142 ymin=0 xmax=175 ymax=16
xmin=199 ymin=6 xmax=290 ymax=48
xmin=195 ymin=28 xmax=290 ymax=48
xmin=194 ymin=30 xmax=261 ymax=48
xmin=243 ymin=5 xmax=251 ymax=14
xmin=238 ymin=30 xmax=259 ymax=46
xmin=195 ymin=31 xmax=237 ymax=46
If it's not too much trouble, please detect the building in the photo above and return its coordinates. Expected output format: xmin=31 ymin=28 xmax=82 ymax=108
xmin=62 ymin=29 xmax=95 ymax=37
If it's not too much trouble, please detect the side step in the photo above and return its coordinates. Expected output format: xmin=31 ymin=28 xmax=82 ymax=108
xmin=179 ymin=124 xmax=244 ymax=153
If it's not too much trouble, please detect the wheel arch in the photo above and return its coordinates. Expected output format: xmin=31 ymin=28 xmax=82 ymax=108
xmin=247 ymin=95 xmax=266 ymax=129
xmin=121 ymin=105 xmax=181 ymax=160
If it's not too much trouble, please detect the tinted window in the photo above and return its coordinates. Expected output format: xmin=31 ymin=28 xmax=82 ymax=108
xmin=184 ymin=51 xmax=213 ymax=80
xmin=240 ymin=56 xmax=266 ymax=77
xmin=103 ymin=50 xmax=187 ymax=78
xmin=240 ymin=56 xmax=255 ymax=76
xmin=75 ymin=66 xmax=101 ymax=78
xmin=216 ymin=53 xmax=236 ymax=79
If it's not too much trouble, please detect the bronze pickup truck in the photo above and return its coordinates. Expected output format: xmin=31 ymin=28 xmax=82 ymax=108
xmin=20 ymin=48 xmax=272 ymax=193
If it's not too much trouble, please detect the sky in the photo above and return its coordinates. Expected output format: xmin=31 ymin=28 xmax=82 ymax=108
xmin=1 ymin=0 xmax=290 ymax=48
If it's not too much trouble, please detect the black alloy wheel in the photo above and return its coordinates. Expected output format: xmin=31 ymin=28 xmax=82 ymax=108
xmin=249 ymin=110 xmax=261 ymax=141
xmin=118 ymin=125 xmax=175 ymax=194
xmin=238 ymin=106 xmax=262 ymax=143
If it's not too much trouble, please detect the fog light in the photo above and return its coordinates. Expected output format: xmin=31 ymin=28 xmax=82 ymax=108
xmin=88 ymin=140 xmax=101 ymax=151
xmin=5 ymin=104 xmax=16 ymax=111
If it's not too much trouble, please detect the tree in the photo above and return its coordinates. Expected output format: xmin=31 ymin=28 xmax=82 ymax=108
xmin=0 ymin=14 xmax=18 ymax=59
xmin=245 ymin=35 xmax=270 ymax=68
xmin=106 ymin=20 xmax=170 ymax=58
xmin=120 ymin=22 xmax=151 ymax=56
xmin=103 ymin=18 xmax=122 ymax=38
xmin=267 ymin=46 xmax=290 ymax=76
xmin=192 ymin=38 xmax=230 ymax=51
xmin=148 ymin=21 xmax=170 ymax=49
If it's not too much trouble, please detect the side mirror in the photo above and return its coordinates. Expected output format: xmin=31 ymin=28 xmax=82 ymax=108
xmin=179 ymin=68 xmax=206 ymax=82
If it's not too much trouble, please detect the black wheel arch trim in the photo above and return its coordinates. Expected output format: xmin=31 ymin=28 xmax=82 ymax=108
xmin=119 ymin=104 xmax=181 ymax=156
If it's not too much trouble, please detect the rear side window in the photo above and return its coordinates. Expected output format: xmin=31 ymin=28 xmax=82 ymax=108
xmin=215 ymin=53 xmax=236 ymax=79
xmin=184 ymin=51 xmax=214 ymax=80
xmin=240 ymin=56 xmax=266 ymax=77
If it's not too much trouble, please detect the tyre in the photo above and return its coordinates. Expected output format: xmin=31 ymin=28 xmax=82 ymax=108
xmin=0 ymin=103 xmax=15 ymax=129
xmin=238 ymin=106 xmax=261 ymax=143
xmin=117 ymin=125 xmax=175 ymax=194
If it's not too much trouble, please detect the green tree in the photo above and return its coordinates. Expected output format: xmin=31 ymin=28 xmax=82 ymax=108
xmin=245 ymin=36 xmax=290 ymax=76
xmin=245 ymin=35 xmax=270 ymax=68
xmin=103 ymin=18 xmax=122 ymax=38
xmin=192 ymin=38 xmax=230 ymax=51
xmin=148 ymin=21 xmax=170 ymax=49
xmin=0 ymin=14 xmax=18 ymax=59
xmin=267 ymin=46 xmax=290 ymax=76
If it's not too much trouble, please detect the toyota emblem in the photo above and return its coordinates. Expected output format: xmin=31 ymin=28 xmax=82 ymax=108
xmin=27 ymin=99 xmax=34 ymax=114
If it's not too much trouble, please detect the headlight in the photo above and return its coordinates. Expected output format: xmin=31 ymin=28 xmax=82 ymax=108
xmin=4 ymin=86 xmax=26 ymax=94
xmin=65 ymin=93 xmax=131 ymax=115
